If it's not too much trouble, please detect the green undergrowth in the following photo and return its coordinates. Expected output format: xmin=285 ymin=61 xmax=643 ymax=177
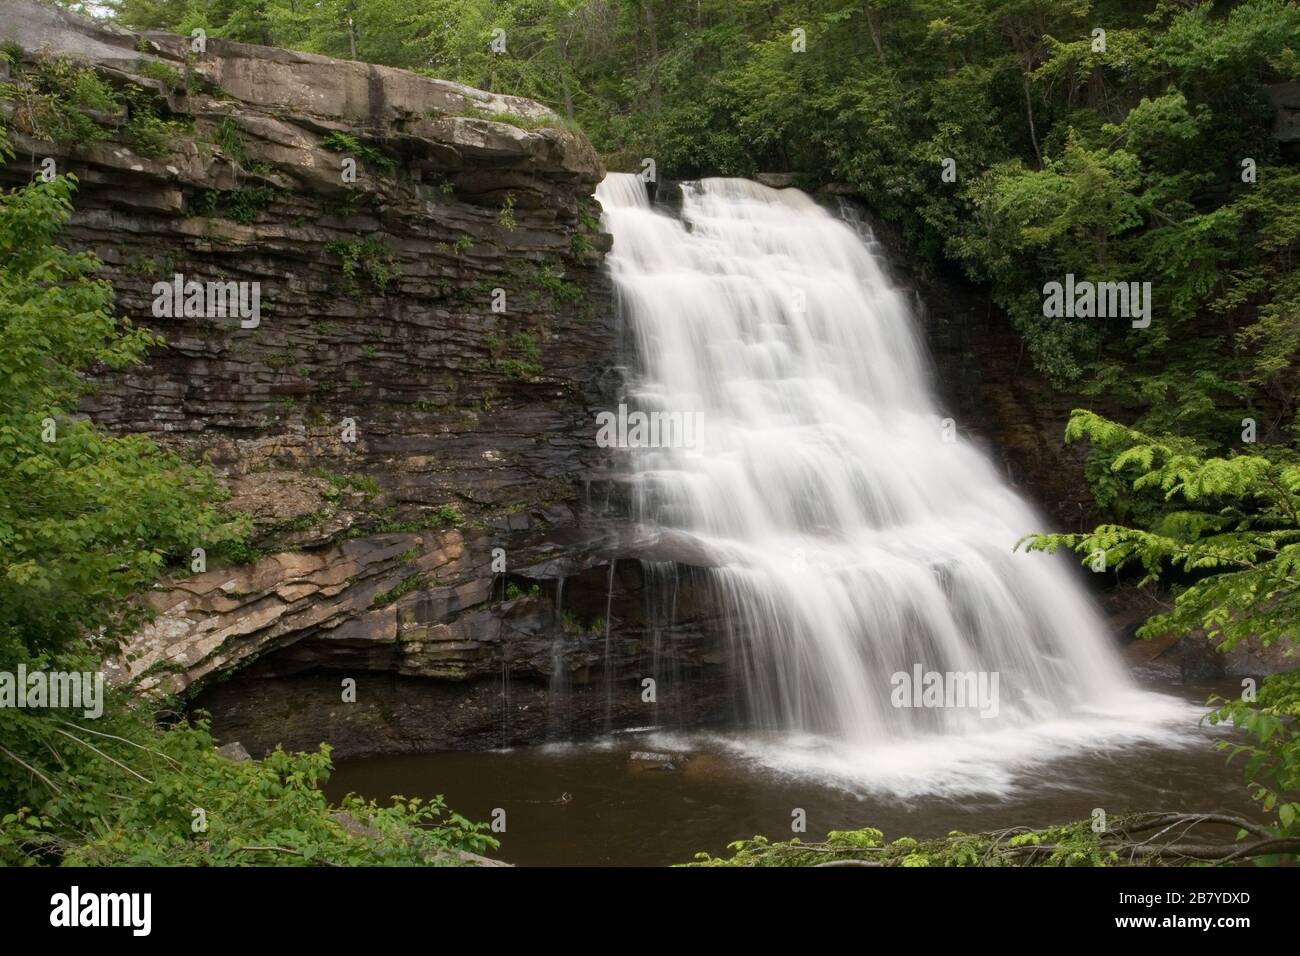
xmin=485 ymin=330 xmax=542 ymax=378
xmin=0 ymin=691 xmax=497 ymax=866
xmin=688 ymin=821 xmax=1142 ymax=868
xmin=343 ymin=504 xmax=462 ymax=539
xmin=1 ymin=49 xmax=189 ymax=158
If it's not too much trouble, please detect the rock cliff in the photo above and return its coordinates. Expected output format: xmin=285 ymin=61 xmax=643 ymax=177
xmin=0 ymin=1 xmax=731 ymax=755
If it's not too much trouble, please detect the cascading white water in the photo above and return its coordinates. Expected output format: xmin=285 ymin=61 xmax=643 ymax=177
xmin=596 ymin=174 xmax=1196 ymax=795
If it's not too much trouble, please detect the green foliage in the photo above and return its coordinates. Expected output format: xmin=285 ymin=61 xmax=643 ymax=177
xmin=307 ymin=467 xmax=381 ymax=499
xmin=498 ymin=192 xmax=517 ymax=231
xmin=193 ymin=185 xmax=278 ymax=224
xmin=558 ymin=609 xmax=604 ymax=636
xmin=4 ymin=51 xmax=119 ymax=147
xmin=537 ymin=262 xmax=582 ymax=302
xmin=570 ymin=232 xmax=593 ymax=257
xmin=434 ymin=503 xmax=461 ymax=526
xmin=350 ymin=503 xmax=460 ymax=537
xmin=326 ymin=235 xmax=399 ymax=290
xmin=0 ymin=702 xmax=496 ymax=866
xmin=319 ymin=130 xmax=397 ymax=175
xmin=1 ymin=40 xmax=23 ymax=68
xmin=123 ymin=98 xmax=186 ymax=158
xmin=212 ymin=114 xmax=247 ymax=165
xmin=503 ymin=581 xmax=541 ymax=601
xmin=110 ymin=0 xmax=1300 ymax=445
xmin=2 ymin=51 xmax=191 ymax=159
xmin=685 ymin=821 xmax=1117 ymax=867
xmin=74 ymin=0 xmax=1300 ymax=865
xmin=0 ymin=172 xmax=244 ymax=662
xmin=505 ymin=259 xmax=583 ymax=306
xmin=213 ymin=536 xmax=266 ymax=566
xmin=1208 ymin=671 xmax=1300 ymax=842
xmin=125 ymin=250 xmax=177 ymax=277
xmin=487 ymin=330 xmax=543 ymax=378
xmin=0 ymin=171 xmax=491 ymax=867
xmin=133 ymin=57 xmax=183 ymax=90
xmin=373 ymin=574 xmax=421 ymax=606
xmin=457 ymin=104 xmax=579 ymax=133
xmin=1022 ymin=409 xmax=1300 ymax=839
xmin=1022 ymin=410 xmax=1300 ymax=651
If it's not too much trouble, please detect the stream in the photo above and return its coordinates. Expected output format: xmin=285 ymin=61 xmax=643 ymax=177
xmin=329 ymin=678 xmax=1258 ymax=866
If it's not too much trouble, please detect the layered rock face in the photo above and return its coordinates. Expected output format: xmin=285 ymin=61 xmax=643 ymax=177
xmin=0 ymin=1 xmax=732 ymax=755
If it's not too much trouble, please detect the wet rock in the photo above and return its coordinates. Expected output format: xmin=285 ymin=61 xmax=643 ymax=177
xmin=215 ymin=741 xmax=252 ymax=761
xmin=629 ymin=751 xmax=680 ymax=771
xmin=195 ymin=664 xmax=731 ymax=759
xmin=646 ymin=178 xmax=683 ymax=210
xmin=1118 ymin=621 xmax=1297 ymax=682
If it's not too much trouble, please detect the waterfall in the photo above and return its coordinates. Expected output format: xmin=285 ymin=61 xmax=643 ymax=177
xmin=595 ymin=174 xmax=1195 ymax=794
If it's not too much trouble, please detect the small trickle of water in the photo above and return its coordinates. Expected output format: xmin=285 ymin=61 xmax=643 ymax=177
xmin=547 ymin=577 xmax=571 ymax=742
xmin=602 ymin=561 xmax=616 ymax=734
xmin=500 ymin=657 xmax=511 ymax=749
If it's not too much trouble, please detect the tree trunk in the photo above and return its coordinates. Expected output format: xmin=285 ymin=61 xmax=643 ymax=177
xmin=642 ymin=0 xmax=661 ymax=111
xmin=558 ymin=35 xmax=575 ymax=121
xmin=1023 ymin=77 xmax=1042 ymax=167
xmin=865 ymin=6 xmax=884 ymax=61
xmin=345 ymin=1 xmax=358 ymax=61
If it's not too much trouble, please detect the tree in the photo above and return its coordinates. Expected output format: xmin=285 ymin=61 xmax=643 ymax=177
xmin=0 ymin=166 xmax=242 ymax=665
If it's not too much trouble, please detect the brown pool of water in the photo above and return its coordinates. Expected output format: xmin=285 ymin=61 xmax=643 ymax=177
xmin=325 ymin=681 xmax=1261 ymax=866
